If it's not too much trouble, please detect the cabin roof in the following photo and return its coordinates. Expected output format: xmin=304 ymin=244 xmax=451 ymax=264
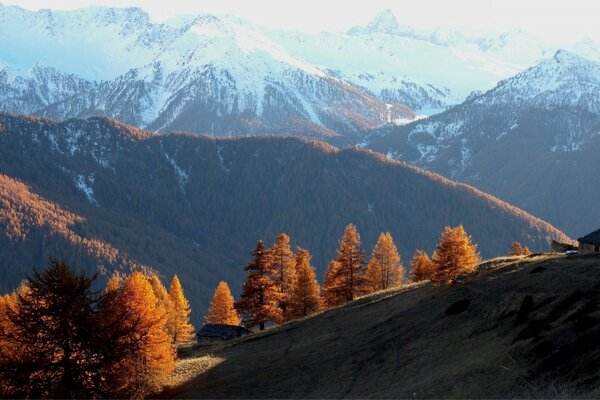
xmin=578 ymin=228 xmax=600 ymax=245
xmin=197 ymin=323 xmax=251 ymax=340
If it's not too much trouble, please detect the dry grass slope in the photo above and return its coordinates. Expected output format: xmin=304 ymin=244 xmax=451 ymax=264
xmin=163 ymin=254 xmax=600 ymax=398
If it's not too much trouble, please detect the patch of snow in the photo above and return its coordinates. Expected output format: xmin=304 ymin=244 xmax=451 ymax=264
xmin=74 ymin=174 xmax=99 ymax=205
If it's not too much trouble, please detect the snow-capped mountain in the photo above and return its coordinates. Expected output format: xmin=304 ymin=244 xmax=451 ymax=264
xmin=0 ymin=4 xmax=414 ymax=143
xmin=2 ymin=4 xmax=600 ymax=140
xmin=368 ymin=50 xmax=600 ymax=237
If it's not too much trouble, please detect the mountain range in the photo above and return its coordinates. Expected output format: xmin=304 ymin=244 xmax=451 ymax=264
xmin=2 ymin=4 xmax=600 ymax=141
xmin=368 ymin=50 xmax=600 ymax=237
xmin=0 ymin=113 xmax=569 ymax=323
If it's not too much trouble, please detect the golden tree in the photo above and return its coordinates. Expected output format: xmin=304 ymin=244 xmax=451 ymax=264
xmin=510 ymin=241 xmax=524 ymax=256
xmin=205 ymin=281 xmax=240 ymax=325
xmin=321 ymin=260 xmax=346 ymax=309
xmin=286 ymin=247 xmax=322 ymax=321
xmin=268 ymin=233 xmax=296 ymax=314
xmin=235 ymin=240 xmax=283 ymax=330
xmin=409 ymin=250 xmax=434 ymax=282
xmin=364 ymin=232 xmax=404 ymax=293
xmin=431 ymin=225 xmax=480 ymax=284
xmin=510 ymin=241 xmax=531 ymax=256
xmin=148 ymin=275 xmax=175 ymax=338
xmin=169 ymin=275 xmax=195 ymax=344
xmin=103 ymin=272 xmax=175 ymax=397
xmin=324 ymin=224 xmax=365 ymax=305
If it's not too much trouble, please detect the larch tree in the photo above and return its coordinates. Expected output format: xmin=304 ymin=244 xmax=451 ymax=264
xmin=169 ymin=275 xmax=195 ymax=344
xmin=321 ymin=260 xmax=346 ymax=309
xmin=431 ymin=225 xmax=480 ymax=285
xmin=235 ymin=240 xmax=283 ymax=330
xmin=364 ymin=232 xmax=404 ymax=294
xmin=409 ymin=250 xmax=434 ymax=282
xmin=103 ymin=272 xmax=175 ymax=398
xmin=510 ymin=241 xmax=531 ymax=256
xmin=331 ymin=223 xmax=365 ymax=302
xmin=286 ymin=247 xmax=322 ymax=321
xmin=0 ymin=260 xmax=100 ymax=399
xmin=510 ymin=241 xmax=524 ymax=256
xmin=205 ymin=281 xmax=240 ymax=325
xmin=148 ymin=275 xmax=175 ymax=338
xmin=268 ymin=233 xmax=296 ymax=314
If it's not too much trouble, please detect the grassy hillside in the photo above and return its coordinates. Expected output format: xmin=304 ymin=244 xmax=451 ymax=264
xmin=164 ymin=254 xmax=600 ymax=398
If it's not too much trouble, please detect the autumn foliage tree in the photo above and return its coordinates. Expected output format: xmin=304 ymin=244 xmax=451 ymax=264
xmin=322 ymin=224 xmax=365 ymax=307
xmin=169 ymin=275 xmax=195 ymax=344
xmin=409 ymin=250 xmax=434 ymax=282
xmin=235 ymin=241 xmax=283 ymax=330
xmin=0 ymin=260 xmax=100 ymax=398
xmin=148 ymin=275 xmax=175 ymax=338
xmin=431 ymin=225 xmax=480 ymax=284
xmin=510 ymin=241 xmax=531 ymax=256
xmin=364 ymin=232 xmax=404 ymax=293
xmin=205 ymin=281 xmax=240 ymax=325
xmin=321 ymin=260 xmax=345 ymax=308
xmin=268 ymin=233 xmax=296 ymax=314
xmin=101 ymin=272 xmax=175 ymax=397
xmin=286 ymin=247 xmax=322 ymax=321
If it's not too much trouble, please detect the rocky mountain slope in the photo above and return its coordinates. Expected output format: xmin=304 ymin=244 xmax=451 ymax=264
xmin=369 ymin=50 xmax=600 ymax=237
xmin=2 ymin=5 xmax=600 ymax=138
xmin=0 ymin=113 xmax=570 ymax=323
xmin=0 ymin=4 xmax=413 ymax=143
xmin=164 ymin=253 xmax=600 ymax=398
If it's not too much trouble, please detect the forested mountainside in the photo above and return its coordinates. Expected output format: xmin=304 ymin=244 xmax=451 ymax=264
xmin=369 ymin=50 xmax=600 ymax=237
xmin=0 ymin=113 xmax=569 ymax=322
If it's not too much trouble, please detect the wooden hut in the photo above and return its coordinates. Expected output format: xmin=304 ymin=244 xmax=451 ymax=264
xmin=577 ymin=228 xmax=600 ymax=254
xmin=196 ymin=323 xmax=251 ymax=346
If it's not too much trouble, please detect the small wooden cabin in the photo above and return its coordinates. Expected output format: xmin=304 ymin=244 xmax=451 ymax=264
xmin=196 ymin=323 xmax=251 ymax=346
xmin=577 ymin=228 xmax=600 ymax=254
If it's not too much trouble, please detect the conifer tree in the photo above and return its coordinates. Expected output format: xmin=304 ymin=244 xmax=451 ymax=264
xmin=510 ymin=241 xmax=524 ymax=256
xmin=431 ymin=225 xmax=480 ymax=285
xmin=286 ymin=247 xmax=322 ymax=321
xmin=409 ymin=250 xmax=434 ymax=282
xmin=522 ymin=246 xmax=531 ymax=256
xmin=104 ymin=272 xmax=175 ymax=397
xmin=364 ymin=232 xmax=404 ymax=293
xmin=331 ymin=223 xmax=365 ymax=302
xmin=321 ymin=260 xmax=346 ymax=309
xmin=205 ymin=281 xmax=240 ymax=325
xmin=0 ymin=260 xmax=100 ymax=398
xmin=148 ymin=275 xmax=175 ymax=338
xmin=169 ymin=275 xmax=195 ymax=344
xmin=235 ymin=240 xmax=283 ymax=330
xmin=268 ymin=233 xmax=296 ymax=314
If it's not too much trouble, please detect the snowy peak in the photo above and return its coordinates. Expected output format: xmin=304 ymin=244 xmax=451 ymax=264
xmin=476 ymin=50 xmax=600 ymax=111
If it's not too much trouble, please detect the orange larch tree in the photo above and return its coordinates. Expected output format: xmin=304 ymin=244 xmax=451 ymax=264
xmin=205 ymin=281 xmax=240 ymax=325
xmin=510 ymin=241 xmax=524 ymax=256
xmin=409 ymin=250 xmax=434 ymax=282
xmin=235 ymin=240 xmax=283 ymax=330
xmin=148 ymin=275 xmax=175 ymax=338
xmin=364 ymin=232 xmax=404 ymax=294
xmin=106 ymin=272 xmax=175 ymax=397
xmin=431 ymin=225 xmax=480 ymax=285
xmin=286 ymin=247 xmax=322 ymax=321
xmin=169 ymin=275 xmax=195 ymax=344
xmin=268 ymin=233 xmax=296 ymax=314
xmin=324 ymin=223 xmax=365 ymax=305
xmin=321 ymin=260 xmax=346 ymax=309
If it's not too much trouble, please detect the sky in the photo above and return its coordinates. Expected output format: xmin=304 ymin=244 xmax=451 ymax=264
xmin=3 ymin=0 xmax=600 ymax=44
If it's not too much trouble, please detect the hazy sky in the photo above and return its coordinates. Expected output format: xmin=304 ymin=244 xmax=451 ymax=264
xmin=3 ymin=0 xmax=600 ymax=44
